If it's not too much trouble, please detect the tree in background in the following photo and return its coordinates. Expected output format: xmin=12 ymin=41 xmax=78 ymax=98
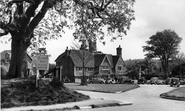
xmin=0 ymin=0 xmax=135 ymax=78
xmin=171 ymin=52 xmax=185 ymax=78
xmin=125 ymin=59 xmax=140 ymax=79
xmin=143 ymin=29 xmax=182 ymax=79
xmin=71 ymin=42 xmax=93 ymax=85
xmin=125 ymin=59 xmax=161 ymax=79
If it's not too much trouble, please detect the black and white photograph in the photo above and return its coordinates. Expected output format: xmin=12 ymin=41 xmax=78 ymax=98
xmin=1 ymin=0 xmax=185 ymax=111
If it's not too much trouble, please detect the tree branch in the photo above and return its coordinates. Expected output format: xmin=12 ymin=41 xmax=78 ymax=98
xmin=100 ymin=0 xmax=104 ymax=9
xmin=29 ymin=1 xmax=53 ymax=31
xmin=73 ymin=0 xmax=113 ymax=19
xmin=104 ymin=0 xmax=113 ymax=9
xmin=0 ymin=21 xmax=7 ymax=31
xmin=92 ymin=0 xmax=98 ymax=6
xmin=0 ymin=21 xmax=9 ymax=37
xmin=20 ymin=0 xmax=41 ymax=31
xmin=0 ymin=31 xmax=9 ymax=37
xmin=25 ymin=0 xmax=53 ymax=40
xmin=8 ymin=0 xmax=35 ymax=7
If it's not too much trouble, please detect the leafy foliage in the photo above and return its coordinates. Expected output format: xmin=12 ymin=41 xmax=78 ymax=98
xmin=0 ymin=0 xmax=135 ymax=78
xmin=172 ymin=63 xmax=185 ymax=77
xmin=0 ymin=0 xmax=135 ymax=47
xmin=72 ymin=0 xmax=135 ymax=44
xmin=143 ymin=29 xmax=182 ymax=59
xmin=143 ymin=29 xmax=182 ymax=78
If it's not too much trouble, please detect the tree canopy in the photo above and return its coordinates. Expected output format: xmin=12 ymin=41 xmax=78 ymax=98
xmin=0 ymin=0 xmax=135 ymax=47
xmin=0 ymin=0 xmax=136 ymax=78
xmin=143 ymin=29 xmax=182 ymax=78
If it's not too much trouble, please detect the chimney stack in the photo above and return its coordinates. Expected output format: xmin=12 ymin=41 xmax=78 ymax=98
xmin=88 ymin=39 xmax=97 ymax=53
xmin=116 ymin=45 xmax=122 ymax=57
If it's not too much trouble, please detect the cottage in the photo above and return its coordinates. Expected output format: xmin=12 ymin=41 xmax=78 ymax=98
xmin=55 ymin=49 xmax=94 ymax=82
xmin=55 ymin=45 xmax=127 ymax=82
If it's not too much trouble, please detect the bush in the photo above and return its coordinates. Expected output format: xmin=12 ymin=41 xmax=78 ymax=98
xmin=1 ymin=79 xmax=90 ymax=108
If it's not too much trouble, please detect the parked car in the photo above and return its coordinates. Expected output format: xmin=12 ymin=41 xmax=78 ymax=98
xmin=117 ymin=76 xmax=126 ymax=84
xmin=165 ymin=77 xmax=173 ymax=85
xmin=155 ymin=79 xmax=164 ymax=85
xmin=148 ymin=77 xmax=161 ymax=85
xmin=138 ymin=78 xmax=146 ymax=84
xmin=87 ymin=78 xmax=105 ymax=84
xmin=105 ymin=78 xmax=116 ymax=84
xmin=180 ymin=79 xmax=185 ymax=85
xmin=170 ymin=77 xmax=180 ymax=87
xmin=147 ymin=80 xmax=155 ymax=84
xmin=123 ymin=78 xmax=134 ymax=84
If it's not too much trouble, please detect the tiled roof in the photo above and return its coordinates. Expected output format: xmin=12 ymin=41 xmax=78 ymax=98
xmin=55 ymin=52 xmax=65 ymax=62
xmin=70 ymin=50 xmax=94 ymax=67
xmin=94 ymin=54 xmax=120 ymax=68
xmin=94 ymin=54 xmax=106 ymax=66
xmin=0 ymin=50 xmax=32 ymax=61
xmin=56 ymin=50 xmax=94 ymax=67
xmin=112 ymin=56 xmax=120 ymax=66
xmin=56 ymin=50 xmax=124 ymax=68
xmin=107 ymin=54 xmax=113 ymax=67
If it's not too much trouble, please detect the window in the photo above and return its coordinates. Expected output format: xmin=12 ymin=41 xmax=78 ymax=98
xmin=117 ymin=66 xmax=122 ymax=70
xmin=102 ymin=70 xmax=110 ymax=74
xmin=102 ymin=66 xmax=109 ymax=70
xmin=87 ymin=68 xmax=94 ymax=72
xmin=76 ymin=67 xmax=82 ymax=71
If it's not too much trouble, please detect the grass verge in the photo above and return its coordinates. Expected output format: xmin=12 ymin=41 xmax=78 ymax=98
xmin=160 ymin=86 xmax=185 ymax=101
xmin=1 ymin=78 xmax=90 ymax=108
xmin=65 ymin=83 xmax=139 ymax=93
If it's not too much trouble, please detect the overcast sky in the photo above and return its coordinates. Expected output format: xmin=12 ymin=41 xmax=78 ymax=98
xmin=1 ymin=0 xmax=185 ymax=63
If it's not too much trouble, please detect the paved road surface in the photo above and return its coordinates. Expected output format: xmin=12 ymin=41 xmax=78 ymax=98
xmin=75 ymin=85 xmax=185 ymax=111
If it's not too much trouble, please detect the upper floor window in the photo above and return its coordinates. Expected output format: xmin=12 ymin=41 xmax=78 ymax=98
xmin=102 ymin=66 xmax=109 ymax=70
xmin=117 ymin=66 xmax=122 ymax=70
xmin=87 ymin=68 xmax=94 ymax=72
xmin=76 ymin=67 xmax=82 ymax=71
xmin=102 ymin=70 xmax=110 ymax=74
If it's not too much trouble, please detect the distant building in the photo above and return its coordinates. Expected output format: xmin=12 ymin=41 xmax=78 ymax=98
xmin=55 ymin=45 xmax=127 ymax=82
xmin=0 ymin=50 xmax=34 ymax=77
xmin=0 ymin=50 xmax=11 ymax=68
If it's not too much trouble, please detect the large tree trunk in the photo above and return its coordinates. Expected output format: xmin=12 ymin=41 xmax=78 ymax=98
xmin=161 ymin=58 xmax=169 ymax=79
xmin=80 ymin=51 xmax=87 ymax=85
xmin=7 ymin=35 xmax=29 ymax=78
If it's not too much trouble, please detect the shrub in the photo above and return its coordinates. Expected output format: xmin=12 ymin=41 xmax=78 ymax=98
xmin=1 ymin=79 xmax=90 ymax=108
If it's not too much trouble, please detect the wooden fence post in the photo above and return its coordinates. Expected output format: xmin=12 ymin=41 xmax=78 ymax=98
xmin=36 ymin=69 xmax=39 ymax=88
xmin=60 ymin=66 xmax=63 ymax=81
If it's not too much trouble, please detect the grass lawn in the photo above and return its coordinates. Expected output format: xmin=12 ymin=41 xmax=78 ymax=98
xmin=65 ymin=83 xmax=139 ymax=93
xmin=160 ymin=86 xmax=185 ymax=101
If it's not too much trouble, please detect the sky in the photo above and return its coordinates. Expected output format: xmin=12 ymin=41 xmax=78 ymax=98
xmin=1 ymin=0 xmax=185 ymax=63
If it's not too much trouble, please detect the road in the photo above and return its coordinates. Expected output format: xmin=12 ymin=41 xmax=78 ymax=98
xmin=75 ymin=85 xmax=185 ymax=111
